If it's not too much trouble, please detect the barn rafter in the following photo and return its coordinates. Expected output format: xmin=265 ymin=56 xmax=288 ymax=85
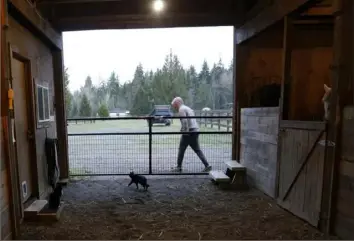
xmin=31 ymin=0 xmax=260 ymax=31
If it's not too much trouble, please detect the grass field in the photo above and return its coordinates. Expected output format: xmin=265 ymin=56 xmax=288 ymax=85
xmin=67 ymin=119 xmax=232 ymax=175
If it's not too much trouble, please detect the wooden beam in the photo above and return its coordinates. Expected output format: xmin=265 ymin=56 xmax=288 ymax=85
xmin=300 ymin=5 xmax=334 ymax=16
xmin=8 ymin=0 xmax=62 ymax=50
xmin=233 ymin=41 xmax=250 ymax=161
xmin=37 ymin=0 xmax=125 ymax=4
xmin=279 ymin=120 xmax=327 ymax=130
xmin=292 ymin=19 xmax=333 ymax=25
xmin=1 ymin=26 xmax=21 ymax=239
xmin=321 ymin=0 xmax=354 ymax=235
xmin=235 ymin=0 xmax=313 ymax=44
xmin=275 ymin=16 xmax=293 ymax=199
xmin=53 ymin=14 xmax=238 ymax=31
xmin=244 ymin=0 xmax=273 ymax=22
xmin=44 ymin=0 xmax=237 ymax=18
xmin=232 ymin=29 xmax=237 ymax=160
xmin=52 ymin=49 xmax=69 ymax=180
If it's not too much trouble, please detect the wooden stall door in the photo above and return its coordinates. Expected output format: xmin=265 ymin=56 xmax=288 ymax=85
xmin=12 ymin=57 xmax=33 ymax=203
xmin=277 ymin=121 xmax=327 ymax=226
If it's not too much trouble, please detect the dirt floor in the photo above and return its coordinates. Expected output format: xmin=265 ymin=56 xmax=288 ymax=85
xmin=19 ymin=176 xmax=337 ymax=240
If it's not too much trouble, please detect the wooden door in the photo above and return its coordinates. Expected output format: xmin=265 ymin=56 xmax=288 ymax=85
xmin=277 ymin=121 xmax=327 ymax=226
xmin=11 ymin=57 xmax=33 ymax=203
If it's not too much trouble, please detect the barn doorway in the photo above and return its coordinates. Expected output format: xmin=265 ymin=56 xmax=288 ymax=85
xmin=63 ymin=27 xmax=235 ymax=177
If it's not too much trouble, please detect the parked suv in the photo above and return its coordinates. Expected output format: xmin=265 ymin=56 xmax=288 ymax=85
xmin=147 ymin=105 xmax=173 ymax=126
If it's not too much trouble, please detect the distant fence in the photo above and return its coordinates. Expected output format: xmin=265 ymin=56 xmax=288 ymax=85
xmin=67 ymin=110 xmax=233 ymax=131
xmin=195 ymin=110 xmax=233 ymax=131
xmin=66 ymin=115 xmax=232 ymax=175
xmin=67 ymin=119 xmax=96 ymax=124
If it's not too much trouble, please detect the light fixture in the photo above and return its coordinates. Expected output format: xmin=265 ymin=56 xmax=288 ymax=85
xmin=152 ymin=0 xmax=164 ymax=13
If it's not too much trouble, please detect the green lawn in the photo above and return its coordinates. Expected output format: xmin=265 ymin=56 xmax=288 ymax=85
xmin=67 ymin=119 xmax=232 ymax=146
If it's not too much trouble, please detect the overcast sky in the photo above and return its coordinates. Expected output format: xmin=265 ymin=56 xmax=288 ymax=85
xmin=63 ymin=26 xmax=234 ymax=92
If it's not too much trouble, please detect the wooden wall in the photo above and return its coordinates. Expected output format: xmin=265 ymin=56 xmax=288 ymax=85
xmin=240 ymin=107 xmax=279 ymax=197
xmin=7 ymin=15 xmax=57 ymax=198
xmin=240 ymin=21 xmax=284 ymax=108
xmin=287 ymin=24 xmax=334 ymax=121
xmin=1 ymin=0 xmax=13 ymax=238
xmin=1 ymin=122 xmax=12 ymax=239
xmin=333 ymin=106 xmax=354 ymax=239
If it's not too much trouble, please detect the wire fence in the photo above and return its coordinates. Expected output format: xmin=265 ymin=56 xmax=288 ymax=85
xmin=67 ymin=115 xmax=233 ymax=176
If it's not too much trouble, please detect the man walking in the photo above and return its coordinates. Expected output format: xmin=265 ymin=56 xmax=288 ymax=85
xmin=170 ymin=97 xmax=212 ymax=172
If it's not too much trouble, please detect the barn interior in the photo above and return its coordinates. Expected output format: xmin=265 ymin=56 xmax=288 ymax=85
xmin=1 ymin=0 xmax=354 ymax=240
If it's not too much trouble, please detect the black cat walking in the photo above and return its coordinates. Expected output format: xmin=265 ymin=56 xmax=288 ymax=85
xmin=48 ymin=183 xmax=63 ymax=210
xmin=128 ymin=172 xmax=150 ymax=190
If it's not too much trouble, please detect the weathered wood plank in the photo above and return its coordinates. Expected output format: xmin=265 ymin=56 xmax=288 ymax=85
xmin=240 ymin=107 xmax=279 ymax=198
xmin=209 ymin=170 xmax=230 ymax=183
xmin=280 ymin=120 xmax=326 ymax=130
xmin=235 ymin=0 xmax=312 ymax=44
xmin=225 ymin=160 xmax=246 ymax=171
xmin=278 ymin=128 xmax=326 ymax=227
xmin=282 ymin=130 xmax=325 ymax=201
xmin=241 ymin=129 xmax=278 ymax=145
xmin=241 ymin=107 xmax=279 ymax=116
xmin=1 ymin=169 xmax=9 ymax=210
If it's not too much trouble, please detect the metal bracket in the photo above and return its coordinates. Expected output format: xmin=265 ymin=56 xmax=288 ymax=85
xmin=317 ymin=139 xmax=335 ymax=147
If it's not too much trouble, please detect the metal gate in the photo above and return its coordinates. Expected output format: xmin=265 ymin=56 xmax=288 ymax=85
xmin=67 ymin=115 xmax=232 ymax=176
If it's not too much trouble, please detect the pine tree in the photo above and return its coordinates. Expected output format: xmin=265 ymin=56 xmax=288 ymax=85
xmin=97 ymin=104 xmax=109 ymax=117
xmin=71 ymin=103 xmax=78 ymax=117
xmin=84 ymin=76 xmax=93 ymax=88
xmin=64 ymin=67 xmax=73 ymax=117
xmin=107 ymin=71 xmax=120 ymax=108
xmin=79 ymin=94 xmax=92 ymax=117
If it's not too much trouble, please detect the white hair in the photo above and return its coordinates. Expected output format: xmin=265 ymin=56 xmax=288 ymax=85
xmin=171 ymin=97 xmax=184 ymax=106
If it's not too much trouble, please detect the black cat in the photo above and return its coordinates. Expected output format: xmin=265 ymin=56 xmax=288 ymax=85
xmin=128 ymin=172 xmax=150 ymax=190
xmin=48 ymin=183 xmax=63 ymax=210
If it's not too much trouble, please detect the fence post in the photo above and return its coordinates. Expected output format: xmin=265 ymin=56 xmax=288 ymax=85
xmin=211 ymin=112 xmax=214 ymax=129
xmin=227 ymin=112 xmax=230 ymax=132
xmin=204 ymin=112 xmax=207 ymax=127
xmin=209 ymin=112 xmax=212 ymax=128
xmin=148 ymin=117 xmax=152 ymax=174
xmin=218 ymin=112 xmax=221 ymax=130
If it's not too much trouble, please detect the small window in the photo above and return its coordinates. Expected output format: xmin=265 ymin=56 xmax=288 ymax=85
xmin=36 ymin=85 xmax=51 ymax=122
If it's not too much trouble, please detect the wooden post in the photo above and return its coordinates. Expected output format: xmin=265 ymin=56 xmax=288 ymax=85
xmin=52 ymin=49 xmax=69 ymax=180
xmin=275 ymin=16 xmax=293 ymax=199
xmin=1 ymin=3 xmax=22 ymax=236
xmin=233 ymin=39 xmax=250 ymax=161
xmin=320 ymin=0 xmax=353 ymax=235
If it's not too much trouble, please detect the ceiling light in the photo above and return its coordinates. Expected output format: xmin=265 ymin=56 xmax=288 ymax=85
xmin=153 ymin=0 xmax=164 ymax=13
